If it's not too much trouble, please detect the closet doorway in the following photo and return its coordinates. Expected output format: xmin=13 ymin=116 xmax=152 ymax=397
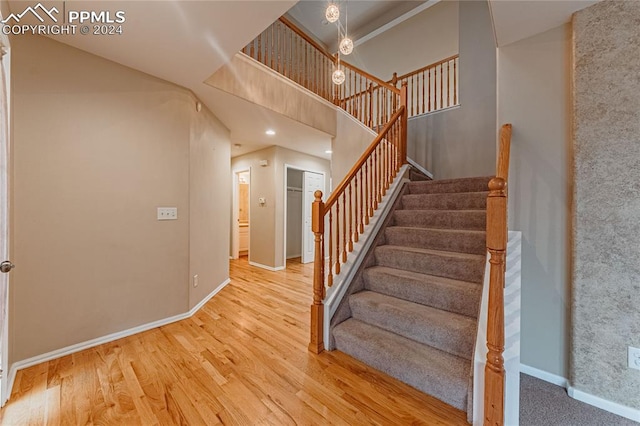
xmin=284 ymin=165 xmax=325 ymax=265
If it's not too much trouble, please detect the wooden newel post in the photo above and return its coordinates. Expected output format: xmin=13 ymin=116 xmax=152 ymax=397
xmin=484 ymin=177 xmax=507 ymax=426
xmin=309 ymin=190 xmax=325 ymax=354
xmin=400 ymin=83 xmax=408 ymax=165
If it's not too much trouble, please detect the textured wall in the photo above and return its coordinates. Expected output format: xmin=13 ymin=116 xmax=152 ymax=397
xmin=572 ymin=1 xmax=640 ymax=409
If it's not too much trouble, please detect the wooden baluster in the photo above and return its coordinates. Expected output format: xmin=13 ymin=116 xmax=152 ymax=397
xmin=400 ymin=82 xmax=408 ymax=165
xmin=348 ymin=184 xmax=354 ymax=251
xmin=447 ymin=61 xmax=451 ymax=107
xmin=428 ymin=70 xmax=431 ymax=112
xmin=354 ymin=174 xmax=360 ymax=242
xmin=454 ymin=57 xmax=458 ymax=105
xmin=366 ymin=160 xmax=372 ymax=219
xmin=422 ymin=70 xmax=426 ymax=115
xmin=377 ymin=146 xmax=382 ymax=203
xmin=342 ymin=192 xmax=347 ymax=262
xmin=440 ymin=63 xmax=444 ymax=110
xmin=335 ymin=201 xmax=341 ymax=275
xmin=372 ymin=149 xmax=378 ymax=209
xmin=368 ymin=83 xmax=373 ymax=128
xmin=257 ymin=32 xmax=262 ymax=62
xmin=309 ymin=190 xmax=324 ymax=354
xmin=358 ymin=169 xmax=364 ymax=233
xmin=328 ymin=209 xmax=333 ymax=287
xmin=384 ymin=136 xmax=389 ymax=191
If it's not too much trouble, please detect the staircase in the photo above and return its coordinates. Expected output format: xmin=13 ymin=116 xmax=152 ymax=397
xmin=332 ymin=175 xmax=492 ymax=412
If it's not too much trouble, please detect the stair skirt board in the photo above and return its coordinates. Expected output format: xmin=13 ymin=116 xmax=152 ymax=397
xmin=330 ymin=175 xmax=492 ymax=414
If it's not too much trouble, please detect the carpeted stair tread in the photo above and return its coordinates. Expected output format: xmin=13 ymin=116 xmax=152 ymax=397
xmin=407 ymin=176 xmax=492 ymax=194
xmin=333 ymin=318 xmax=470 ymax=410
xmin=363 ymin=266 xmax=482 ymax=318
xmin=401 ymin=191 xmax=488 ymax=210
xmin=393 ymin=209 xmax=486 ymax=230
xmin=375 ymin=245 xmax=485 ymax=283
xmin=349 ymin=291 xmax=477 ymax=360
xmin=385 ymin=226 xmax=486 ymax=255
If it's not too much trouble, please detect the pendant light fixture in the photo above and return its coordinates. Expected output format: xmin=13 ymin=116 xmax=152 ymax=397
xmin=339 ymin=0 xmax=353 ymax=55
xmin=325 ymin=3 xmax=339 ymax=23
xmin=332 ymin=24 xmax=346 ymax=85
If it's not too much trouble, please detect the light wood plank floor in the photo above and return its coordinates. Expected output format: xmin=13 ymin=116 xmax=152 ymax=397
xmin=0 ymin=257 xmax=468 ymax=425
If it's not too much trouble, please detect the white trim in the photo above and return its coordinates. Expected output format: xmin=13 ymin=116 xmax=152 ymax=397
xmin=231 ymin=168 xmax=251 ymax=260
xmin=406 ymin=157 xmax=434 ymax=179
xmin=568 ymin=386 xmax=640 ymax=423
xmin=520 ymin=363 xmax=568 ymax=388
xmin=248 ymin=261 xmax=285 ymax=272
xmin=6 ymin=277 xmax=231 ymax=403
xmin=354 ymin=0 xmax=441 ymax=47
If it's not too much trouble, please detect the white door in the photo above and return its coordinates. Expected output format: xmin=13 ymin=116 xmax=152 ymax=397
xmin=0 ymin=46 xmax=11 ymax=405
xmin=302 ymin=172 xmax=324 ymax=264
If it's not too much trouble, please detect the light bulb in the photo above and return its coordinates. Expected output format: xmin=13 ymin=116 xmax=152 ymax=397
xmin=339 ymin=37 xmax=353 ymax=55
xmin=332 ymin=68 xmax=345 ymax=85
xmin=325 ymin=4 xmax=340 ymax=23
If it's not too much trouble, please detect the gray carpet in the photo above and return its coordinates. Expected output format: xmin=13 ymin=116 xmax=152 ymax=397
xmin=332 ymin=175 xmax=492 ymax=414
xmin=520 ymin=373 xmax=639 ymax=426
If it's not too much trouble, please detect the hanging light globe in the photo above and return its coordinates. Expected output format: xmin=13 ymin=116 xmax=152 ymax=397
xmin=332 ymin=68 xmax=345 ymax=85
xmin=339 ymin=37 xmax=354 ymax=55
xmin=325 ymin=4 xmax=340 ymax=23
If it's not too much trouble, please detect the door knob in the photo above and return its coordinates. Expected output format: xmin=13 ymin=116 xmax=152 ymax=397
xmin=0 ymin=261 xmax=14 ymax=273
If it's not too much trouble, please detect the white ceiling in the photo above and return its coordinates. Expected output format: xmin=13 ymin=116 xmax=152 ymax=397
xmin=489 ymin=0 xmax=601 ymax=47
xmin=288 ymin=0 xmax=429 ymax=51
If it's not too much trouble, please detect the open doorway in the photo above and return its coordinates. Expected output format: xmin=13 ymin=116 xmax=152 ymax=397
xmin=284 ymin=165 xmax=325 ymax=266
xmin=232 ymin=169 xmax=250 ymax=259
xmin=286 ymin=169 xmax=303 ymax=264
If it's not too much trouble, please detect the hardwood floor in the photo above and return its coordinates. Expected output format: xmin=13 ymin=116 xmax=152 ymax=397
xmin=0 ymin=257 xmax=468 ymax=425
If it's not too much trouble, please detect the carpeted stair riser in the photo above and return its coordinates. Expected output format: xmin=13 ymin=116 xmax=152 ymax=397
xmin=363 ymin=266 xmax=482 ymax=318
xmin=407 ymin=176 xmax=492 ymax=194
xmin=333 ymin=319 xmax=470 ymax=411
xmin=385 ymin=226 xmax=486 ymax=255
xmin=349 ymin=291 xmax=476 ymax=360
xmin=375 ymin=245 xmax=485 ymax=283
xmin=401 ymin=192 xmax=488 ymax=210
xmin=393 ymin=209 xmax=486 ymax=231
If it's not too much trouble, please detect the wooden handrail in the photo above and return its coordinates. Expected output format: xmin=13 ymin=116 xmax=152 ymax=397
xmin=483 ymin=123 xmax=512 ymax=426
xmin=392 ymin=54 xmax=459 ymax=82
xmin=324 ymin=107 xmax=405 ymax=210
xmin=342 ymin=61 xmax=400 ymax=95
xmin=278 ymin=16 xmax=336 ymax=64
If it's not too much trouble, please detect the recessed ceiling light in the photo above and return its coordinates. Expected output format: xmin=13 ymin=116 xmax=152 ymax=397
xmin=325 ymin=150 xmax=333 ymax=154
xmin=265 ymin=129 xmax=276 ymax=136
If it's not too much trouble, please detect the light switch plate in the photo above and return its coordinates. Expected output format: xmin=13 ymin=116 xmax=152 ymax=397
xmin=157 ymin=207 xmax=178 ymax=220
xmin=629 ymin=346 xmax=640 ymax=371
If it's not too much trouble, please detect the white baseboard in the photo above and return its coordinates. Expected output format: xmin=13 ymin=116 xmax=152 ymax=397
xmin=286 ymin=254 xmax=301 ymax=259
xmin=406 ymin=157 xmax=434 ymax=179
xmin=567 ymin=386 xmax=640 ymax=423
xmin=249 ymin=261 xmax=285 ymax=271
xmin=5 ymin=277 xmax=231 ymax=405
xmin=520 ymin=363 xmax=568 ymax=387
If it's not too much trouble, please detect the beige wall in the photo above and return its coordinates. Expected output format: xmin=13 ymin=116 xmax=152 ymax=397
xmin=189 ymin=106 xmax=232 ymax=310
xmin=498 ymin=25 xmax=572 ymax=378
xmin=351 ymin=1 xmax=459 ymax=81
xmin=232 ymin=147 xmax=278 ymax=268
xmin=11 ymin=35 xmax=230 ymax=362
xmin=331 ymin=111 xmax=377 ymax=186
xmin=206 ymin=54 xmax=336 ymax=137
xmin=232 ymin=146 xmax=330 ymax=269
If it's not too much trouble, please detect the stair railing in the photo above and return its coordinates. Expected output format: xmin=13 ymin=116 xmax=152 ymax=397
xmin=390 ymin=55 xmax=459 ymax=118
xmin=309 ymin=91 xmax=408 ymax=354
xmin=241 ymin=16 xmax=401 ymax=131
xmin=484 ymin=123 xmax=512 ymax=426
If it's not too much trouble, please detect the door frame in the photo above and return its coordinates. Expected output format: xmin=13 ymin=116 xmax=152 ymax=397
xmin=231 ymin=168 xmax=250 ymax=260
xmin=283 ymin=164 xmax=325 ymax=266
xmin=0 ymin=27 xmax=10 ymax=406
